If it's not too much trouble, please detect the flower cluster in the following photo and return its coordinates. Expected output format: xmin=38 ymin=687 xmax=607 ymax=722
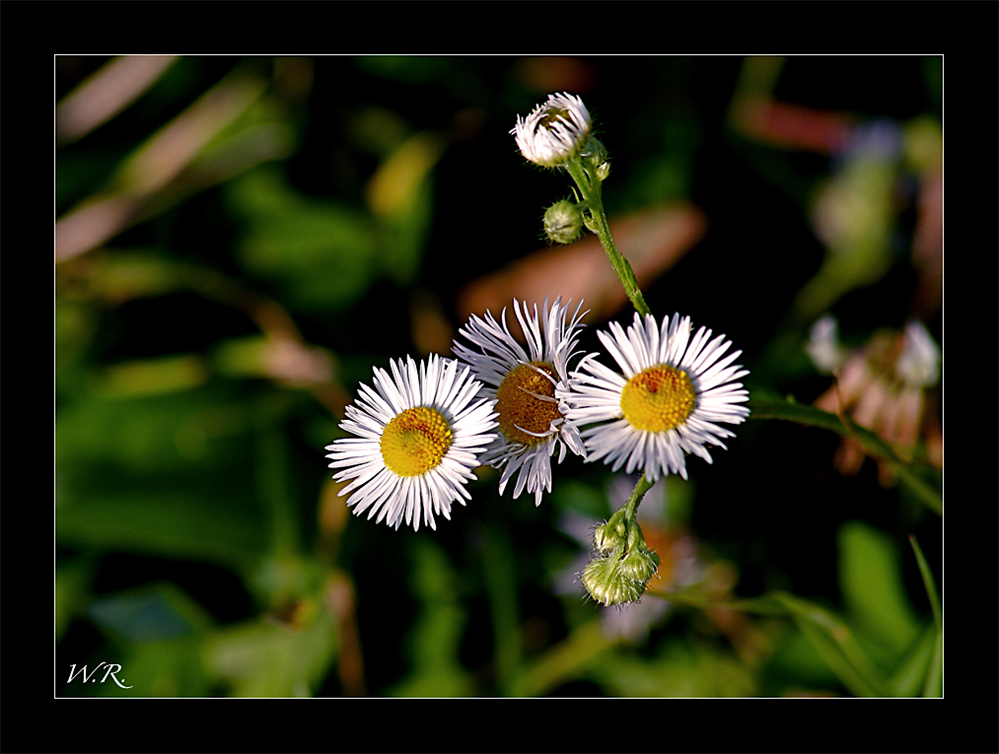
xmin=324 ymin=92 xmax=751 ymax=609
xmin=327 ymin=302 xmax=750 ymax=531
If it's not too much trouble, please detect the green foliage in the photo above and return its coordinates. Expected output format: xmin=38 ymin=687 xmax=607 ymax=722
xmin=228 ymin=167 xmax=380 ymax=312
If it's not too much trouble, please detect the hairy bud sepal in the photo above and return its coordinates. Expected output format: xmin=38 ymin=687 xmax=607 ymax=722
xmin=544 ymin=200 xmax=585 ymax=245
xmin=582 ymin=510 xmax=660 ymax=606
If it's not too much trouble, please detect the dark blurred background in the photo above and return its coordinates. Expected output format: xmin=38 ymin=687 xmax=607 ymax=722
xmin=56 ymin=55 xmax=941 ymax=698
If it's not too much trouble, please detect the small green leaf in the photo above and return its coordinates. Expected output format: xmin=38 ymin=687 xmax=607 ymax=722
xmin=771 ymin=592 xmax=888 ymax=697
xmin=87 ymin=582 xmax=213 ymax=643
xmin=838 ymin=521 xmax=921 ymax=658
xmin=887 ymin=624 xmax=937 ymax=697
xmin=909 ymin=535 xmax=941 ymax=631
xmin=204 ymin=599 xmax=337 ymax=697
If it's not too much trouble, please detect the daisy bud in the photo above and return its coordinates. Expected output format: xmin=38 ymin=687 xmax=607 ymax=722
xmin=593 ymin=517 xmax=627 ymax=554
xmin=582 ymin=136 xmax=607 ymax=166
xmin=544 ymin=200 xmax=584 ymax=245
xmin=511 ymin=92 xmax=592 ymax=168
xmin=619 ymin=541 xmax=660 ymax=584
xmin=583 ymin=513 xmax=659 ymax=605
xmin=581 ymin=554 xmax=647 ymax=606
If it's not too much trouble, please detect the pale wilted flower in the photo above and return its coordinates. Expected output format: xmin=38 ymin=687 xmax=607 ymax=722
xmin=812 ymin=319 xmax=941 ymax=479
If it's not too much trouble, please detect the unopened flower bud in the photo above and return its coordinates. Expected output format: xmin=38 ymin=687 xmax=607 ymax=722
xmin=582 ymin=136 xmax=607 ymax=166
xmin=593 ymin=517 xmax=627 ymax=554
xmin=581 ymin=137 xmax=611 ymax=182
xmin=619 ymin=545 xmax=660 ymax=584
xmin=582 ymin=513 xmax=660 ymax=605
xmin=581 ymin=554 xmax=646 ymax=606
xmin=544 ymin=200 xmax=584 ymax=245
xmin=511 ymin=92 xmax=592 ymax=168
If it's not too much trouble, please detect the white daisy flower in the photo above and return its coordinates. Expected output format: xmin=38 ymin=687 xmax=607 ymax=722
xmin=326 ymin=354 xmax=497 ymax=532
xmin=453 ymin=296 xmax=590 ymax=506
xmin=560 ymin=312 xmax=750 ymax=482
xmin=511 ymin=92 xmax=592 ymax=168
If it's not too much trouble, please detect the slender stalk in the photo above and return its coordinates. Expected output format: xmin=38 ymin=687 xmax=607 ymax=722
xmin=564 ymin=158 xmax=651 ymax=318
xmin=623 ymin=474 xmax=656 ymax=521
xmin=565 ymin=157 xmax=654 ymax=525
xmin=564 ymin=156 xmax=655 ymax=521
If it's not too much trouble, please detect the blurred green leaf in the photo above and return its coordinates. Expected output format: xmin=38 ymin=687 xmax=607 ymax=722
xmin=97 ymin=354 xmax=209 ymax=398
xmin=550 ymin=479 xmax=613 ymax=519
xmin=229 ymin=167 xmax=379 ymax=311
xmin=480 ymin=524 xmax=522 ymax=693
xmin=895 ymin=465 xmax=944 ymax=516
xmin=365 ymin=131 xmax=445 ymax=287
xmin=592 ymin=638 xmax=757 ymax=697
xmin=770 ymin=592 xmax=888 ymax=697
xmin=57 ymin=494 xmax=264 ymax=572
xmin=908 ymin=535 xmax=942 ymax=697
xmin=510 ymin=620 xmax=617 ymax=697
xmin=650 ymin=590 xmax=890 ymax=696
xmin=390 ymin=538 xmax=474 ymax=697
xmin=57 ymin=389 xmax=265 ymax=570
xmin=909 ymin=535 xmax=941 ymax=632
xmin=87 ymin=637 xmax=212 ymax=697
xmin=56 ymin=557 xmax=95 ymax=641
xmin=887 ymin=623 xmax=938 ymax=697
xmin=921 ymin=630 xmax=942 ymax=698
xmin=204 ymin=598 xmax=337 ymax=697
xmin=88 ymin=582 xmax=214 ymax=643
xmin=838 ymin=521 xmax=921 ymax=659
xmin=792 ymin=145 xmax=899 ymax=323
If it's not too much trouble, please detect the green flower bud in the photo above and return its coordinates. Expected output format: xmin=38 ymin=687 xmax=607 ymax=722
xmin=581 ymin=137 xmax=611 ymax=182
xmin=544 ymin=200 xmax=584 ymax=245
xmin=582 ymin=512 xmax=660 ymax=606
xmin=620 ymin=545 xmax=660 ymax=584
xmin=581 ymin=554 xmax=646 ymax=606
xmin=593 ymin=518 xmax=626 ymax=553
xmin=581 ymin=136 xmax=607 ymax=166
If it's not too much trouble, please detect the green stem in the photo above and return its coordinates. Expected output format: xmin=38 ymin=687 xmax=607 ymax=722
xmin=623 ymin=474 xmax=656 ymax=522
xmin=564 ymin=158 xmax=651 ymax=318
xmin=564 ymin=156 xmax=656 ymax=520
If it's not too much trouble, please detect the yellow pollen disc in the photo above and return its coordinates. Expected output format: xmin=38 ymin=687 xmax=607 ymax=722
xmin=620 ymin=365 xmax=697 ymax=432
xmin=495 ymin=362 xmax=562 ymax=447
xmin=380 ymin=406 xmax=452 ymax=477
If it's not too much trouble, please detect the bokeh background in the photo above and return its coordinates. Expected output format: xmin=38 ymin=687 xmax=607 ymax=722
xmin=56 ymin=55 xmax=942 ymax=698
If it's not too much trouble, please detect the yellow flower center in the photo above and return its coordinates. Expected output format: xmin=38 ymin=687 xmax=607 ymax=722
xmin=620 ymin=365 xmax=696 ymax=432
xmin=495 ymin=362 xmax=562 ymax=447
xmin=380 ymin=406 xmax=453 ymax=477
